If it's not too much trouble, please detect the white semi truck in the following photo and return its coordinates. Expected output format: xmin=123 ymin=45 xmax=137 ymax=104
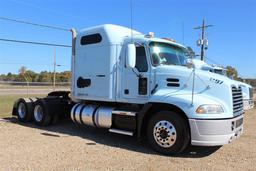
xmin=211 ymin=67 xmax=254 ymax=110
xmin=239 ymin=82 xmax=254 ymax=110
xmin=193 ymin=59 xmax=254 ymax=110
xmin=12 ymin=24 xmax=244 ymax=155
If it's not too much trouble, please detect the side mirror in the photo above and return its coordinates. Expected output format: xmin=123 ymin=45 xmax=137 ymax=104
xmin=126 ymin=44 xmax=136 ymax=68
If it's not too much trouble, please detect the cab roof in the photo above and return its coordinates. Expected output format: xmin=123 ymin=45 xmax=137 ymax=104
xmin=78 ymin=24 xmax=143 ymax=44
xmin=78 ymin=24 xmax=186 ymax=49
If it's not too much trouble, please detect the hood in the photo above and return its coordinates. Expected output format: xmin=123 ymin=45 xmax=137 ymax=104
xmin=154 ymin=65 xmax=235 ymax=86
xmin=152 ymin=65 xmax=243 ymax=117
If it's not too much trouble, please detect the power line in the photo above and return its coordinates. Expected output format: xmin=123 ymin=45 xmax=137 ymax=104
xmin=0 ymin=16 xmax=70 ymax=32
xmin=0 ymin=38 xmax=71 ymax=48
xmin=6 ymin=0 xmax=84 ymax=21
xmin=0 ymin=63 xmax=63 ymax=66
xmin=0 ymin=62 xmax=66 ymax=66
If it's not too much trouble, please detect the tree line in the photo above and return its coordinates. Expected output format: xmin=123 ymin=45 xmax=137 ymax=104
xmin=0 ymin=66 xmax=71 ymax=82
xmin=225 ymin=66 xmax=242 ymax=81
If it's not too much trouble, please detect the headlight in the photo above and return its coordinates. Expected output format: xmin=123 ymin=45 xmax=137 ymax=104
xmin=196 ymin=104 xmax=224 ymax=114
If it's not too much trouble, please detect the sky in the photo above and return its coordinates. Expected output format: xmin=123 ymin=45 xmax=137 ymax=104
xmin=0 ymin=0 xmax=255 ymax=78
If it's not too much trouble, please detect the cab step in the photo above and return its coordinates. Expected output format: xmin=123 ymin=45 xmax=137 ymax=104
xmin=112 ymin=110 xmax=136 ymax=116
xmin=109 ymin=128 xmax=133 ymax=136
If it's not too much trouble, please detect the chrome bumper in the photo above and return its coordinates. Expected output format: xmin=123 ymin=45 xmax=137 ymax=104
xmin=189 ymin=114 xmax=244 ymax=146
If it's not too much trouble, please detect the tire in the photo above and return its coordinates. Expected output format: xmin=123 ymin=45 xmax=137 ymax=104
xmin=147 ymin=111 xmax=190 ymax=155
xmin=33 ymin=99 xmax=52 ymax=126
xmin=17 ymin=98 xmax=33 ymax=122
xmin=51 ymin=113 xmax=59 ymax=125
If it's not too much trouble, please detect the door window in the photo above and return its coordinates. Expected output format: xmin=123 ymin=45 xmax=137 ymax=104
xmin=135 ymin=46 xmax=148 ymax=72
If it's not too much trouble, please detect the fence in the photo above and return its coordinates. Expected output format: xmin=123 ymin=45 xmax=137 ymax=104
xmin=0 ymin=81 xmax=70 ymax=96
xmin=0 ymin=81 xmax=70 ymax=86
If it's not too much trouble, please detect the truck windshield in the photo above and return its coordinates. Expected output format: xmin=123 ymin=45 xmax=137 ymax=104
xmin=210 ymin=68 xmax=227 ymax=76
xmin=213 ymin=69 xmax=225 ymax=75
xmin=149 ymin=42 xmax=187 ymax=66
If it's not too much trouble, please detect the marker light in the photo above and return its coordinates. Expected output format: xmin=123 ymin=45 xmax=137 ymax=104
xmin=162 ymin=38 xmax=176 ymax=42
xmin=196 ymin=104 xmax=224 ymax=114
xmin=145 ymin=32 xmax=154 ymax=38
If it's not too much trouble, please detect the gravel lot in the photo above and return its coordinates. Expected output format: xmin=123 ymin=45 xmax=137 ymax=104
xmin=0 ymin=108 xmax=255 ymax=171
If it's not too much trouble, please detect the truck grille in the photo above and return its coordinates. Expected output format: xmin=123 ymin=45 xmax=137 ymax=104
xmin=232 ymin=86 xmax=243 ymax=114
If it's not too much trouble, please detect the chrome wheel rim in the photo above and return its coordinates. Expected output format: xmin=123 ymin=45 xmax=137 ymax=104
xmin=18 ymin=102 xmax=26 ymax=119
xmin=153 ymin=120 xmax=177 ymax=148
xmin=34 ymin=105 xmax=43 ymax=122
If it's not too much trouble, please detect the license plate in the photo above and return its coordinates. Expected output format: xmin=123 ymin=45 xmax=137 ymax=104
xmin=236 ymin=118 xmax=243 ymax=128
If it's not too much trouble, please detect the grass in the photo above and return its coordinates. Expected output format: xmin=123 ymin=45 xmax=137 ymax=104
xmin=0 ymin=94 xmax=44 ymax=118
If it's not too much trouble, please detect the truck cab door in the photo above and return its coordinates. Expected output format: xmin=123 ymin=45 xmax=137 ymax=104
xmin=121 ymin=44 xmax=150 ymax=103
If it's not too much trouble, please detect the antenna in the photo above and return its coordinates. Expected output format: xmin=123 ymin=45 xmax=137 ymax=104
xmin=53 ymin=48 xmax=56 ymax=91
xmin=182 ymin=21 xmax=185 ymax=45
xmin=194 ymin=19 xmax=213 ymax=61
xmin=130 ymin=0 xmax=133 ymax=42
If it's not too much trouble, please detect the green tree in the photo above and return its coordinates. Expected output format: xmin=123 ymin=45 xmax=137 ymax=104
xmin=226 ymin=66 xmax=238 ymax=80
xmin=25 ymin=70 xmax=37 ymax=82
xmin=58 ymin=71 xmax=71 ymax=82
xmin=18 ymin=66 xmax=32 ymax=82
xmin=2 ymin=69 xmax=71 ymax=83
xmin=37 ymin=71 xmax=52 ymax=82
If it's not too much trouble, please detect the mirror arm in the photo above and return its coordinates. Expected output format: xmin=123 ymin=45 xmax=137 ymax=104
xmin=132 ymin=68 xmax=143 ymax=78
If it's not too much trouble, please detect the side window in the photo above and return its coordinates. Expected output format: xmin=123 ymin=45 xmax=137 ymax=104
xmin=135 ymin=46 xmax=148 ymax=72
xmin=81 ymin=33 xmax=102 ymax=45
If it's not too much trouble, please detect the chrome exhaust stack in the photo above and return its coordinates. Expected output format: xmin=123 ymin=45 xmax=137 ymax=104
xmin=70 ymin=28 xmax=76 ymax=57
xmin=70 ymin=28 xmax=77 ymax=100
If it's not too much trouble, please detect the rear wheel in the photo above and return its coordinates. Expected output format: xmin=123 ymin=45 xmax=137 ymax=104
xmin=147 ymin=111 xmax=190 ymax=155
xmin=33 ymin=100 xmax=52 ymax=126
xmin=17 ymin=98 xmax=33 ymax=122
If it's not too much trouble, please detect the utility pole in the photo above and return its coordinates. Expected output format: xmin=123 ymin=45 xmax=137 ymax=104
xmin=194 ymin=19 xmax=213 ymax=61
xmin=53 ymin=48 xmax=56 ymax=91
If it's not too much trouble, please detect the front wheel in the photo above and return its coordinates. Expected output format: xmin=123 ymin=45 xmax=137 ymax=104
xmin=147 ymin=111 xmax=190 ymax=155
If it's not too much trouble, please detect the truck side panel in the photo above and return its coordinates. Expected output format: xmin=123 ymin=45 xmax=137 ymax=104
xmin=74 ymin=43 xmax=117 ymax=102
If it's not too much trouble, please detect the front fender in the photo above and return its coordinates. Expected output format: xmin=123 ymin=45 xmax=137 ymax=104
xmin=149 ymin=89 xmax=233 ymax=119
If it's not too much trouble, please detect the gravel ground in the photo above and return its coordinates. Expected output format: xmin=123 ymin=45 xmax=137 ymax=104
xmin=0 ymin=109 xmax=255 ymax=171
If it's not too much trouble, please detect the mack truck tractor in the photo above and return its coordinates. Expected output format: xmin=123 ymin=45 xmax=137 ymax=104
xmin=192 ymin=59 xmax=254 ymax=110
xmin=12 ymin=24 xmax=244 ymax=155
